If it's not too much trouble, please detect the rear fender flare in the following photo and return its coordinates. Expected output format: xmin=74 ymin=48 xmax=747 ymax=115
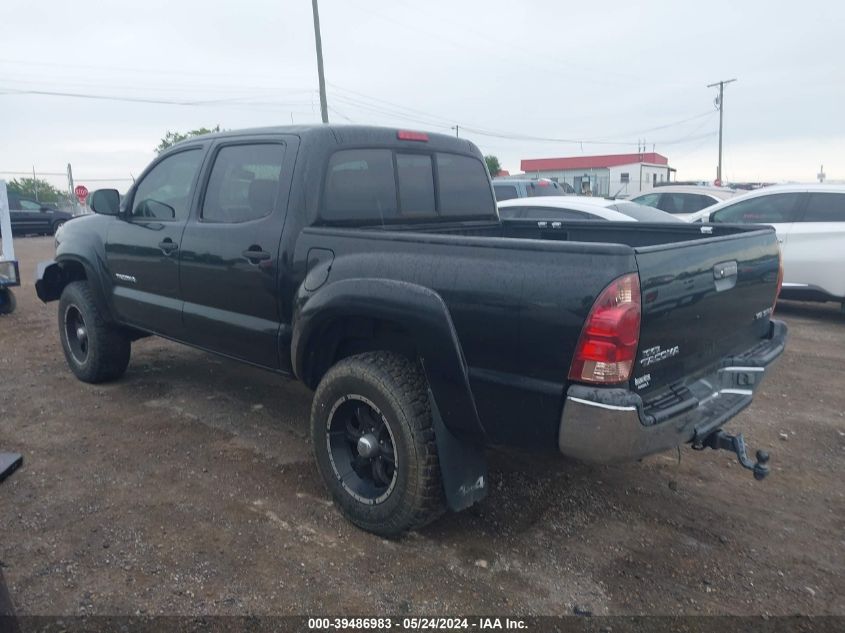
xmin=292 ymin=277 xmax=486 ymax=443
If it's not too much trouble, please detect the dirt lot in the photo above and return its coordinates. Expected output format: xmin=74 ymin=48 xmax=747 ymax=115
xmin=0 ymin=236 xmax=843 ymax=617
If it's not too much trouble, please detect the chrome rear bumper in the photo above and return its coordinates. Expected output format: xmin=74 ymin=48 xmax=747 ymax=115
xmin=558 ymin=320 xmax=788 ymax=463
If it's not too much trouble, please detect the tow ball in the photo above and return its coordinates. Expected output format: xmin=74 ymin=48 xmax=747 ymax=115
xmin=693 ymin=430 xmax=770 ymax=480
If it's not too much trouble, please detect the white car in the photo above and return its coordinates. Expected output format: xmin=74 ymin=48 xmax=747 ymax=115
xmin=498 ymin=196 xmax=682 ymax=223
xmin=630 ymin=185 xmax=739 ymax=220
xmin=687 ymin=184 xmax=845 ymax=309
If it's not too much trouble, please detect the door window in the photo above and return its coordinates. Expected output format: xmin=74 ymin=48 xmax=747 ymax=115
xmin=202 ymin=144 xmax=286 ymax=223
xmin=633 ymin=193 xmax=661 ymax=207
xmin=680 ymin=193 xmax=717 ymax=213
xmin=711 ymin=193 xmax=803 ymax=224
xmin=19 ymin=199 xmax=42 ymax=210
xmin=660 ymin=193 xmax=716 ymax=214
xmin=131 ymin=149 xmax=203 ymax=221
xmin=800 ymin=193 xmax=845 ymax=222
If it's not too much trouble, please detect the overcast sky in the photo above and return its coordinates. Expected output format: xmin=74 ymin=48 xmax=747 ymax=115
xmin=2 ymin=0 xmax=843 ymax=193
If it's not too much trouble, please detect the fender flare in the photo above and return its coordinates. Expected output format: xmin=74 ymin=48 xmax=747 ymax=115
xmin=292 ymin=277 xmax=486 ymax=443
xmin=35 ymin=255 xmax=116 ymax=322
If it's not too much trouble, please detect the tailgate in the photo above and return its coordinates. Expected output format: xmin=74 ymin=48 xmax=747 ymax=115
xmin=632 ymin=227 xmax=780 ymax=400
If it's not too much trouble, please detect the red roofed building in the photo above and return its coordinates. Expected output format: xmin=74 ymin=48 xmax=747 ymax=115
xmin=519 ymin=152 xmax=675 ymax=197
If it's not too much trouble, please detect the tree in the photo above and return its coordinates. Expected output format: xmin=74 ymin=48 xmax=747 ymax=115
xmin=484 ymin=155 xmax=502 ymax=177
xmin=7 ymin=177 xmax=64 ymax=204
xmin=155 ymin=125 xmax=221 ymax=154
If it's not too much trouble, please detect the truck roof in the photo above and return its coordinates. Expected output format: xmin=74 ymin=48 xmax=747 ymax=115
xmin=169 ymin=124 xmax=482 ymax=155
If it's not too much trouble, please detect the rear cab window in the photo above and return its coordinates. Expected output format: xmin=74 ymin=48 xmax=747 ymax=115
xmin=436 ymin=153 xmax=494 ymax=216
xmin=323 ymin=149 xmax=398 ymax=222
xmin=321 ymin=148 xmax=495 ymax=224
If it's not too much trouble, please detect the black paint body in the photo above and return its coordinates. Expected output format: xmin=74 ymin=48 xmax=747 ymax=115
xmin=38 ymin=125 xmax=782 ymax=452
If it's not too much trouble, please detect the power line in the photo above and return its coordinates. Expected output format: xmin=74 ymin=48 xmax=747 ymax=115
xmin=0 ymin=57 xmax=285 ymax=82
xmin=329 ymin=82 xmax=719 ymax=148
xmin=0 ymin=87 xmax=317 ymax=110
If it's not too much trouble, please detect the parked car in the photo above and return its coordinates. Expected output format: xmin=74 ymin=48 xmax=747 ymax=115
xmin=631 ymin=185 xmax=738 ymax=220
xmin=687 ymin=184 xmax=845 ymax=310
xmin=492 ymin=177 xmax=575 ymax=201
xmin=37 ymin=125 xmax=786 ymax=536
xmin=498 ymin=196 xmax=683 ymax=223
xmin=5 ymin=192 xmax=73 ymax=236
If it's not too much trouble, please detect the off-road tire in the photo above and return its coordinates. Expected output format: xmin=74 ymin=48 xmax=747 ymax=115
xmin=311 ymin=351 xmax=446 ymax=536
xmin=58 ymin=281 xmax=131 ymax=383
xmin=0 ymin=288 xmax=16 ymax=315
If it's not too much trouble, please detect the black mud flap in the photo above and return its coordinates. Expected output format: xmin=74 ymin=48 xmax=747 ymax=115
xmin=0 ymin=453 xmax=22 ymax=483
xmin=429 ymin=391 xmax=488 ymax=511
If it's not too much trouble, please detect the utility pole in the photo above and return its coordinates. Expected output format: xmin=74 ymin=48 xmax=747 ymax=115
xmin=67 ymin=163 xmax=76 ymax=214
xmin=311 ymin=0 xmax=329 ymax=124
xmin=451 ymin=125 xmax=459 ymax=138
xmin=707 ymin=78 xmax=737 ymax=185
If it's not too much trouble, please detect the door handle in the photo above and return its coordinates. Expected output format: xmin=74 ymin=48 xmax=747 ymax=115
xmin=158 ymin=239 xmax=178 ymax=255
xmin=242 ymin=248 xmax=272 ymax=263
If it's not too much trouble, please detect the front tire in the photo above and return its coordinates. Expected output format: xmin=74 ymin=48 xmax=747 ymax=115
xmin=58 ymin=281 xmax=131 ymax=383
xmin=311 ymin=351 xmax=445 ymax=536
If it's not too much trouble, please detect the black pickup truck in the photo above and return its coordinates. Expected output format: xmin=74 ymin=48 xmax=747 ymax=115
xmin=36 ymin=125 xmax=787 ymax=535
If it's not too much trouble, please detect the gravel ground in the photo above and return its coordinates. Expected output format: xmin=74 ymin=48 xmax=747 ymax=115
xmin=0 ymin=236 xmax=843 ymax=617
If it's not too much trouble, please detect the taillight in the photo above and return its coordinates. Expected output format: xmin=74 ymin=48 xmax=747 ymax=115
xmin=568 ymin=273 xmax=641 ymax=385
xmin=772 ymin=247 xmax=784 ymax=313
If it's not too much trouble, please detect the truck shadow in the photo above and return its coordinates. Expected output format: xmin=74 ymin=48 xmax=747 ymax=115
xmin=775 ymin=300 xmax=843 ymax=324
xmin=117 ymin=339 xmax=724 ymax=545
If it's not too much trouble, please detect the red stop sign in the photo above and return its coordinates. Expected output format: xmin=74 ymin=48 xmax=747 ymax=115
xmin=74 ymin=185 xmax=89 ymax=203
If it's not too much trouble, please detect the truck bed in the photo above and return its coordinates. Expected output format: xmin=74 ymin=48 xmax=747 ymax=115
xmin=297 ymin=219 xmax=780 ymax=448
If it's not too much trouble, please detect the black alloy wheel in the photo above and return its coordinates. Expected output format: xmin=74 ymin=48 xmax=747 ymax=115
xmin=326 ymin=395 xmax=398 ymax=505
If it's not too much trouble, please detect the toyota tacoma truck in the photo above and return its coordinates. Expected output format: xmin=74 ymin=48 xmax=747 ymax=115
xmin=36 ymin=125 xmax=787 ymax=536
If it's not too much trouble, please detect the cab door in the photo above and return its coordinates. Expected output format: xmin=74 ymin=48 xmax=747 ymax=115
xmin=782 ymin=191 xmax=845 ymax=298
xmin=105 ymin=146 xmax=206 ymax=335
xmin=177 ymin=136 xmax=297 ymax=369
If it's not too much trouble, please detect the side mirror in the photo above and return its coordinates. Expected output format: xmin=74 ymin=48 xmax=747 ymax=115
xmin=708 ymin=211 xmax=717 ymax=223
xmin=40 ymin=206 xmax=51 ymax=212
xmin=90 ymin=189 xmax=121 ymax=216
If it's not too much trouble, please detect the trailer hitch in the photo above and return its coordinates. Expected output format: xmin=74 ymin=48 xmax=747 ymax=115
xmin=693 ymin=430 xmax=770 ymax=480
